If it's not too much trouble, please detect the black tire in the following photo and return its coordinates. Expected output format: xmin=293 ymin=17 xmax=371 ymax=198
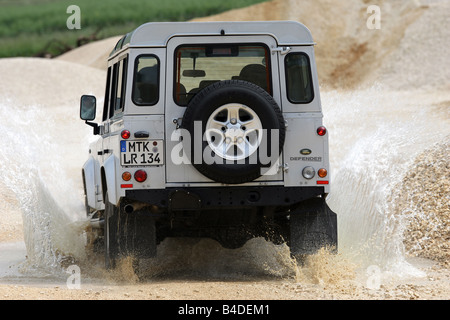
xmin=289 ymin=197 xmax=338 ymax=256
xmin=181 ymin=80 xmax=285 ymax=184
xmin=104 ymin=195 xmax=157 ymax=271
xmin=104 ymin=194 xmax=119 ymax=269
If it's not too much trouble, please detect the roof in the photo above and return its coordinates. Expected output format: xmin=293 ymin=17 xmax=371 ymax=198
xmin=110 ymin=21 xmax=314 ymax=57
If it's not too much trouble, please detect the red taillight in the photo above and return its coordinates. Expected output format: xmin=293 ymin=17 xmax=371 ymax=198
xmin=134 ymin=170 xmax=147 ymax=182
xmin=121 ymin=130 xmax=131 ymax=139
xmin=317 ymin=126 xmax=327 ymax=136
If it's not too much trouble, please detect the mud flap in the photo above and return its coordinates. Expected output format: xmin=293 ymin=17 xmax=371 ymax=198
xmin=289 ymin=197 xmax=337 ymax=256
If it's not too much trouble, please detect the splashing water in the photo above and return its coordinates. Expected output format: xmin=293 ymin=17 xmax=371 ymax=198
xmin=0 ymin=84 xmax=448 ymax=282
xmin=323 ymin=86 xmax=449 ymax=277
xmin=0 ymin=102 xmax=87 ymax=275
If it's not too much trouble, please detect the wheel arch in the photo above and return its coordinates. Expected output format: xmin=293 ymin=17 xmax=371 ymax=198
xmin=82 ymin=157 xmax=97 ymax=209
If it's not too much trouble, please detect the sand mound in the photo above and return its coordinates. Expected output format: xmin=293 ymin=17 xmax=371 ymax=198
xmin=0 ymin=57 xmax=106 ymax=108
xmin=396 ymin=140 xmax=450 ymax=265
xmin=56 ymin=36 xmax=122 ymax=70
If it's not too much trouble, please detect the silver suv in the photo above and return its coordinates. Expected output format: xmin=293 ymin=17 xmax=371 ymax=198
xmin=79 ymin=21 xmax=337 ymax=269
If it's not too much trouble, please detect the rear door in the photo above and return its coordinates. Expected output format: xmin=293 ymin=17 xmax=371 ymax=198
xmin=164 ymin=35 xmax=283 ymax=184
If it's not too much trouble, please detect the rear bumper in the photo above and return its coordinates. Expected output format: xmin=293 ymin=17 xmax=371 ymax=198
xmin=125 ymin=186 xmax=326 ymax=209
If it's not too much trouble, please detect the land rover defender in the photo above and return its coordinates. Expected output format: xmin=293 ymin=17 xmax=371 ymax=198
xmin=79 ymin=21 xmax=337 ymax=269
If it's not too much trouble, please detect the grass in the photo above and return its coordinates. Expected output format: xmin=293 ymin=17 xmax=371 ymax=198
xmin=0 ymin=0 xmax=267 ymax=58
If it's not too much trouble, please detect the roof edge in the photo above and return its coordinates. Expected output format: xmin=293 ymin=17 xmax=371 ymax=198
xmin=129 ymin=21 xmax=314 ymax=47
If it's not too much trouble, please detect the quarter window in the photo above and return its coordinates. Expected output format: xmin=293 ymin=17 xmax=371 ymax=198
xmin=133 ymin=55 xmax=160 ymax=106
xmin=285 ymin=53 xmax=314 ymax=103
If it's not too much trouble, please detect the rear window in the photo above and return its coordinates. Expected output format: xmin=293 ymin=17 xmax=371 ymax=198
xmin=174 ymin=44 xmax=271 ymax=105
xmin=285 ymin=52 xmax=314 ymax=103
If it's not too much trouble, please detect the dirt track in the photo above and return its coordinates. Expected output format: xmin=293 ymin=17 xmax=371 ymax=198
xmin=1 ymin=0 xmax=449 ymax=300
xmin=1 ymin=241 xmax=449 ymax=300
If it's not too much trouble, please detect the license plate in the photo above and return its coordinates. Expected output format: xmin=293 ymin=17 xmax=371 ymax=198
xmin=120 ymin=140 xmax=163 ymax=166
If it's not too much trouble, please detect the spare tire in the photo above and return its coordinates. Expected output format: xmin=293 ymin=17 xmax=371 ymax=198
xmin=180 ymin=80 xmax=285 ymax=184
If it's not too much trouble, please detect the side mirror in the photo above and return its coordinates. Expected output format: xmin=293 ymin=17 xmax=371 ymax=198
xmin=80 ymin=95 xmax=96 ymax=121
xmin=80 ymin=95 xmax=99 ymax=135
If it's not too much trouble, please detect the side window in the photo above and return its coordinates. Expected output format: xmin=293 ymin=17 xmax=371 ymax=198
xmin=132 ymin=55 xmax=159 ymax=106
xmin=108 ymin=63 xmax=118 ymax=118
xmin=115 ymin=57 xmax=127 ymax=112
xmin=102 ymin=67 xmax=112 ymax=121
xmin=110 ymin=56 xmax=128 ymax=118
xmin=285 ymin=53 xmax=314 ymax=103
